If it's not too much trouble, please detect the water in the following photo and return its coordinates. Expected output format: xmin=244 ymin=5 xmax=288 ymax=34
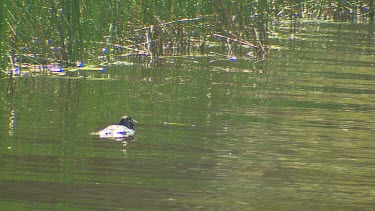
xmin=1 ymin=21 xmax=375 ymax=210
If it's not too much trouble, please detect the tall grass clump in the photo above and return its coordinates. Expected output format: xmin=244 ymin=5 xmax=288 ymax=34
xmin=3 ymin=0 xmax=274 ymax=69
xmin=2 ymin=0 xmax=375 ymax=72
xmin=273 ymin=0 xmax=374 ymax=22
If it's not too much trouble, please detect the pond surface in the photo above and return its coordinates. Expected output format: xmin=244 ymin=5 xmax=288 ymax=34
xmin=1 ymin=21 xmax=375 ymax=210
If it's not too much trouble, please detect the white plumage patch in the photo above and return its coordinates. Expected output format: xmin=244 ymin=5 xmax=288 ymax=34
xmin=98 ymin=125 xmax=135 ymax=138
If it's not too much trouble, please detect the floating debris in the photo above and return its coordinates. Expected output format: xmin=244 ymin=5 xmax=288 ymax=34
xmin=76 ymin=61 xmax=84 ymax=68
xmin=229 ymin=56 xmax=237 ymax=62
xmin=48 ymin=64 xmax=63 ymax=72
xmin=164 ymin=122 xmax=195 ymax=127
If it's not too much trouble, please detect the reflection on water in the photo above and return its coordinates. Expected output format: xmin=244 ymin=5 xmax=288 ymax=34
xmin=7 ymin=110 xmax=15 ymax=136
xmin=1 ymin=22 xmax=375 ymax=210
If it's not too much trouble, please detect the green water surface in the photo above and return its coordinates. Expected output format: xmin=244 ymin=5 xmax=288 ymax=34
xmin=1 ymin=22 xmax=375 ymax=210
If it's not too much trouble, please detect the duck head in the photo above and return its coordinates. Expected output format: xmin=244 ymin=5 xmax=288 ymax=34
xmin=119 ymin=116 xmax=137 ymax=129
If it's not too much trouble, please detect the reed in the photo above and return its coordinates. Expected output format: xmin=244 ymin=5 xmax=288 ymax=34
xmin=1 ymin=0 xmax=374 ymax=73
xmin=0 ymin=0 xmax=6 ymax=73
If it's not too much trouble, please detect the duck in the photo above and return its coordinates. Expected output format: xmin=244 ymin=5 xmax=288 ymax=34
xmin=94 ymin=116 xmax=137 ymax=138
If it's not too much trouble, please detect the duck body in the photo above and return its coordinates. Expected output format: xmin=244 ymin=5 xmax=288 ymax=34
xmin=98 ymin=125 xmax=135 ymax=138
xmin=95 ymin=116 xmax=137 ymax=139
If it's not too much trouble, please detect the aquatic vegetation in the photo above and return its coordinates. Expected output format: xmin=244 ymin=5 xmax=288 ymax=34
xmin=0 ymin=0 xmax=6 ymax=72
xmin=0 ymin=0 xmax=374 ymax=77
